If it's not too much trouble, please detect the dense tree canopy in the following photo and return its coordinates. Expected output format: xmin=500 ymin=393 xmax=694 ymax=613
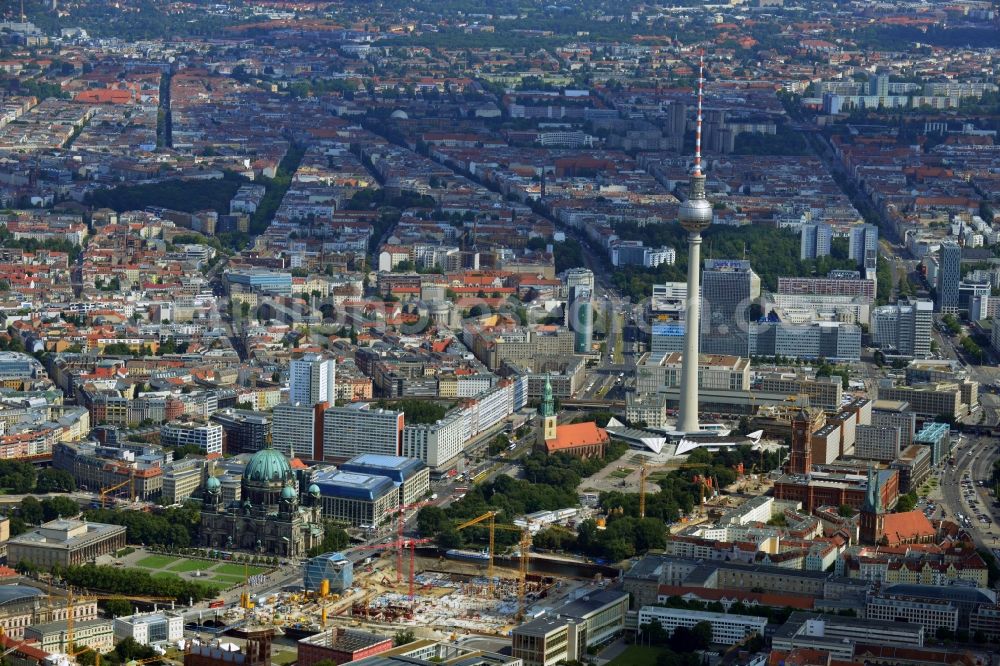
xmin=534 ymin=445 xmax=784 ymax=562
xmin=417 ymin=441 xmax=628 ymax=550
xmin=377 ymin=398 xmax=449 ymax=425
xmin=610 ymin=223 xmax=857 ymax=299
xmin=307 ymin=524 xmax=352 ymax=557
xmin=50 ymin=564 xmax=218 ymax=604
xmin=82 ymin=504 xmax=201 ymax=547
xmin=85 ymin=173 xmax=245 ymax=216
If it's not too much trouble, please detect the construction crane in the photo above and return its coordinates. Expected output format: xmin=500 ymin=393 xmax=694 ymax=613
xmin=454 ymin=511 xmax=533 ymax=616
xmin=350 ymin=537 xmax=432 ymax=608
xmin=455 ymin=511 xmax=498 ymax=591
xmin=493 ymin=523 xmax=532 ymax=619
xmin=391 ymin=500 xmax=435 ymax=584
xmin=99 ymin=472 xmax=135 ymax=507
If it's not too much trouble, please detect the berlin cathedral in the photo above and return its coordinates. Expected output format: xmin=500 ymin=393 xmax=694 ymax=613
xmin=200 ymin=446 xmax=324 ymax=557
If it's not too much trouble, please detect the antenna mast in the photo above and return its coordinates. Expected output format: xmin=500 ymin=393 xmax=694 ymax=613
xmin=693 ymin=51 xmax=704 ymax=178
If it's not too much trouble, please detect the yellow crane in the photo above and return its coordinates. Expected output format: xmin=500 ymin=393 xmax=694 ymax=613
xmin=456 ymin=511 xmax=498 ymax=592
xmin=494 ymin=523 xmax=532 ymax=620
xmin=99 ymin=472 xmax=135 ymax=508
xmin=454 ymin=511 xmax=533 ymax=618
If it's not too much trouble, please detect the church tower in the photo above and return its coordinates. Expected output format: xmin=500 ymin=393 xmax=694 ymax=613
xmin=859 ymin=465 xmax=886 ymax=545
xmin=541 ymin=377 xmax=558 ymax=441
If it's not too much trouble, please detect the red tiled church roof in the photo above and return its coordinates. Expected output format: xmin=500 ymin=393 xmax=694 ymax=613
xmin=544 ymin=422 xmax=609 ymax=453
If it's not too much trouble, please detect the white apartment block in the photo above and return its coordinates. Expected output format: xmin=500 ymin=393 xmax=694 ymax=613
xmin=865 ymin=598 xmax=958 ymax=636
xmin=637 ymin=606 xmax=766 ymax=645
xmin=402 ymin=411 xmax=468 ymax=468
xmin=290 ymin=353 xmax=336 ymax=405
xmin=272 ymin=402 xmax=317 ymax=459
xmin=159 ymin=422 xmax=223 ymax=456
xmin=323 ymin=403 xmax=403 ymax=461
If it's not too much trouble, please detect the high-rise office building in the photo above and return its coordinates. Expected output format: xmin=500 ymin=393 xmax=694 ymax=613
xmin=290 ymin=353 xmax=336 ymax=406
xmin=849 ymin=223 xmax=879 ymax=280
xmin=869 ymin=73 xmax=890 ymax=97
xmin=870 ymin=298 xmax=933 ymax=358
xmin=272 ymin=402 xmax=322 ymax=460
xmin=649 ymin=282 xmax=697 ymax=354
xmin=701 ymin=259 xmax=760 ymax=358
xmin=567 ymin=285 xmax=594 ymax=354
xmin=937 ymin=241 xmax=961 ymax=313
xmin=849 ymin=224 xmax=878 ymax=264
xmin=322 ymin=403 xmax=404 ymax=461
xmin=800 ymin=223 xmax=832 ymax=260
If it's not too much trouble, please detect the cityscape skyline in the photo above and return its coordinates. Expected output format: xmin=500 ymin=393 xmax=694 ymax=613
xmin=0 ymin=1 xmax=998 ymax=664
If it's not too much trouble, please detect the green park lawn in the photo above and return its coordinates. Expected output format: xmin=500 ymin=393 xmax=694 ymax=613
xmin=151 ymin=571 xmax=180 ymax=581
xmin=607 ymin=646 xmax=671 ymax=666
xmin=214 ymin=563 xmax=268 ymax=577
xmin=137 ymin=555 xmax=179 ymax=569
xmin=135 ymin=554 xmax=272 ymax=588
xmin=168 ymin=559 xmax=212 ymax=573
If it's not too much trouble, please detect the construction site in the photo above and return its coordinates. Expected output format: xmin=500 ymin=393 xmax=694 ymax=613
xmin=180 ymin=507 xmax=585 ymax=645
xmin=210 ymin=549 xmax=563 ymax=642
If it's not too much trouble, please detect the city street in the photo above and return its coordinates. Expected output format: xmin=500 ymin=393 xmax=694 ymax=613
xmin=935 ymin=435 xmax=1000 ymax=551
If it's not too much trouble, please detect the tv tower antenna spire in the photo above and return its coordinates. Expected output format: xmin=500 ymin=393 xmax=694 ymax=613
xmin=693 ymin=51 xmax=704 ymax=178
xmin=675 ymin=50 xmax=713 ymax=436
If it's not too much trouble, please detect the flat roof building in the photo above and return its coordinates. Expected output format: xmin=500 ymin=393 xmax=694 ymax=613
xmin=311 ymin=469 xmax=399 ymax=527
xmin=160 ymin=421 xmax=223 ymax=457
xmin=211 ymin=410 xmax=271 ymax=455
xmin=322 ymin=404 xmax=403 ymax=462
xmin=25 ymin=618 xmax=114 ymax=654
xmin=637 ymin=606 xmax=766 ymax=646
xmin=339 ymin=454 xmax=429 ymax=506
xmin=113 ymin=611 xmax=184 ymax=645
xmin=349 ymin=640 xmax=519 ymax=666
xmin=771 ymin=611 xmax=924 ymax=660
xmin=512 ymin=589 xmax=628 ymax=666
xmin=297 ymin=628 xmax=392 ymax=666
xmin=8 ymin=519 xmax=126 ymax=570
xmin=915 ymin=421 xmax=952 ymax=465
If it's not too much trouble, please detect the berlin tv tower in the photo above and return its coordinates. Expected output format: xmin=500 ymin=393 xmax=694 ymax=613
xmin=676 ymin=53 xmax=712 ymax=435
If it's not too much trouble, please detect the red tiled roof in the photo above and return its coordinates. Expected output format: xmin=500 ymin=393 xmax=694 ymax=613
xmin=882 ymin=511 xmax=936 ymax=546
xmin=657 ymin=584 xmax=815 ymax=610
xmin=544 ymin=422 xmax=609 ymax=453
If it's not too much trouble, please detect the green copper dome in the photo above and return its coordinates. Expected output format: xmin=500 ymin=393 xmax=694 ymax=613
xmin=308 ymin=483 xmax=321 ymax=497
xmin=206 ymin=476 xmax=221 ymax=493
xmin=244 ymin=448 xmax=293 ymax=485
xmin=281 ymin=484 xmax=297 ymax=501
